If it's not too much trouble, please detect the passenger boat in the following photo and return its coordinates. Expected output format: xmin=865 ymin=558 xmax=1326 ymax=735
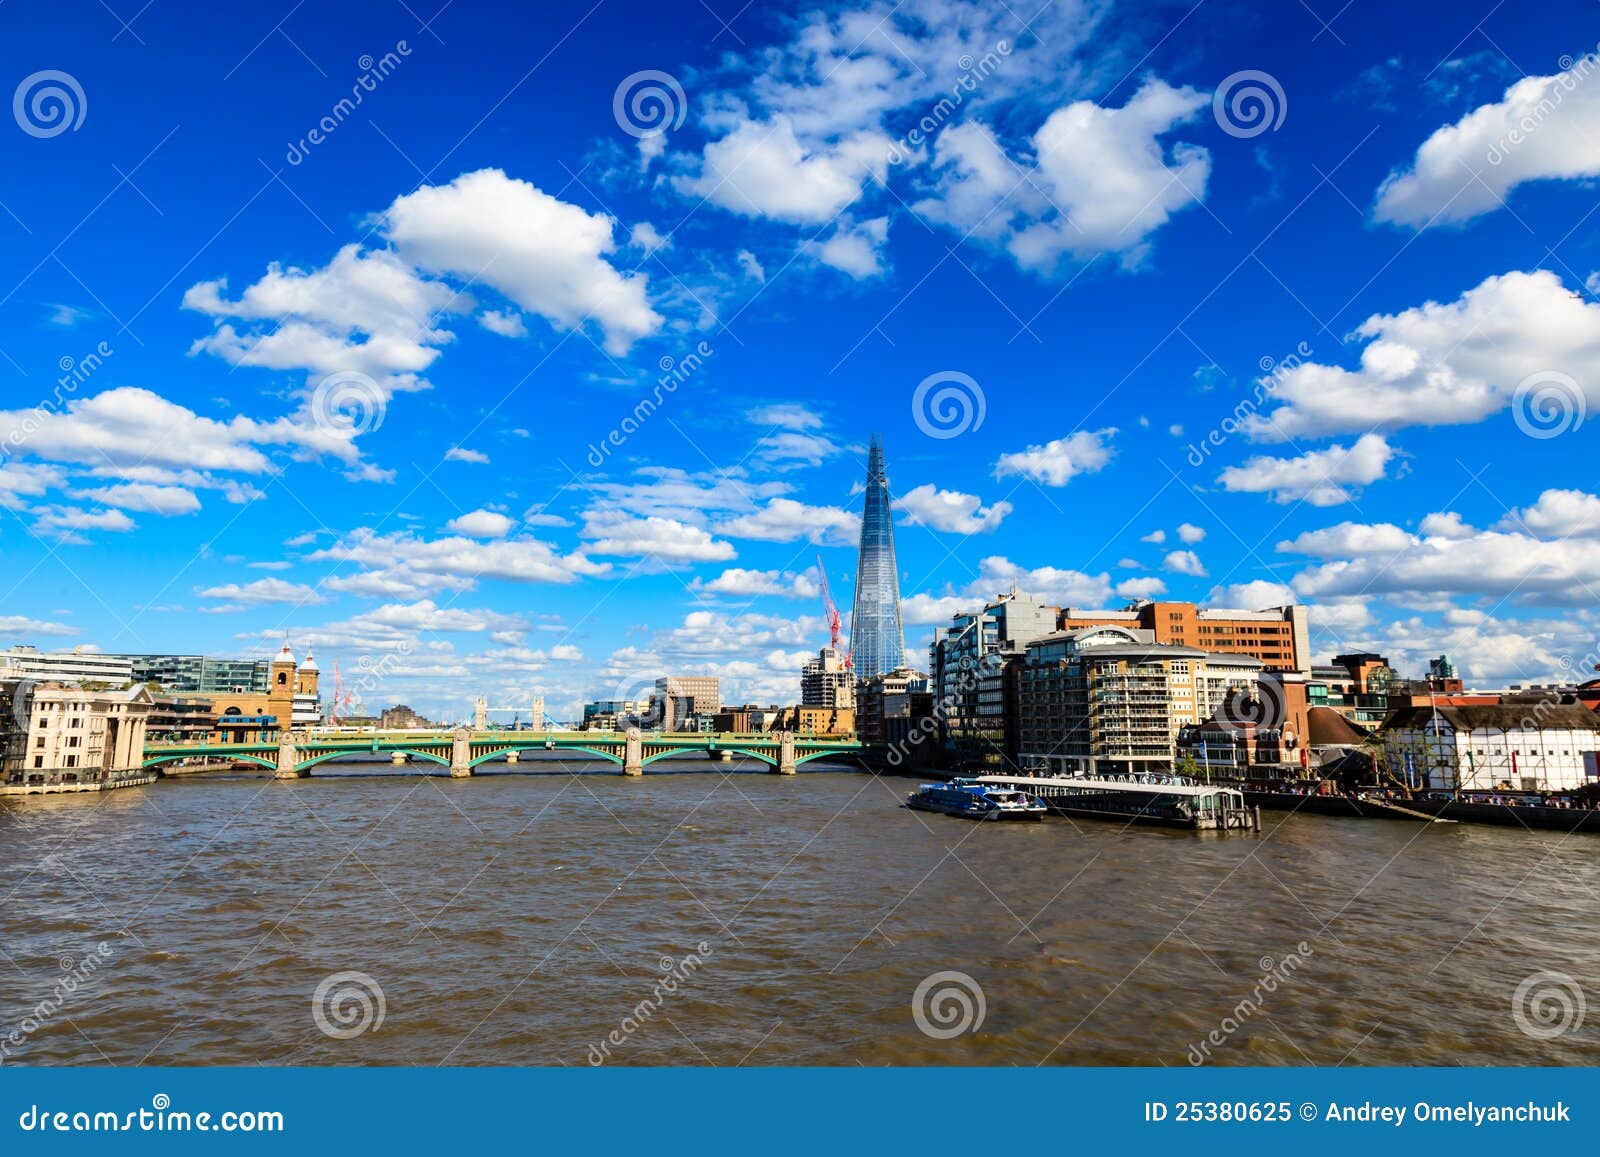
xmin=976 ymin=772 xmax=1259 ymax=831
xmin=905 ymin=778 xmax=1047 ymax=821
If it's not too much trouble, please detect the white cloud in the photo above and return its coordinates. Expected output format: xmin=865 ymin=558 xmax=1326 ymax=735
xmin=198 ymin=577 xmax=324 ymax=606
xmin=628 ymin=221 xmax=670 ymax=256
xmin=0 ymin=463 xmax=66 ymax=509
xmin=754 ymin=430 xmax=850 ymax=466
xmin=1176 ymin=522 xmax=1206 ymax=544
xmin=380 ymin=168 xmax=661 ymax=355
xmin=1242 ymin=270 xmax=1600 ymax=440
xmin=916 ymin=80 xmax=1210 ymax=270
xmin=1500 ymin=488 xmax=1600 ymax=538
xmin=1375 ymin=64 xmax=1600 ymax=227
xmin=312 ymin=528 xmax=609 ymax=587
xmin=674 ymin=116 xmax=891 ymax=225
xmin=1115 ymin=577 xmax=1167 ymax=599
xmin=719 ymin=497 xmax=857 ymax=545
xmin=184 ymin=244 xmax=461 ymax=395
xmin=73 ymin=482 xmax=201 ymax=515
xmin=581 ymin=511 xmax=736 ymax=564
xmin=1279 ymin=514 xmax=1600 ymax=607
xmin=904 ymin=555 xmax=1112 ymax=626
xmin=1163 ymin=549 xmax=1207 ymax=577
xmin=689 ymin=566 xmax=819 ymax=599
xmin=993 ymin=428 xmax=1116 ymax=486
xmin=1217 ymin=434 xmax=1395 ymax=505
xmin=736 ymin=249 xmax=766 ymax=283
xmin=747 ymin=403 xmax=822 ymax=430
xmin=444 ymin=446 xmax=490 ymax=464
xmin=894 ymin=483 xmax=1011 ymax=534
xmin=1140 ymin=529 xmax=1166 ymax=545
xmin=33 ymin=506 xmax=135 ymax=540
xmin=1205 ymin=580 xmax=1297 ymax=609
xmin=802 ymin=216 xmax=889 ymax=278
xmin=0 ymin=387 xmax=285 ymax=474
xmin=0 ymin=614 xmax=76 ymax=638
xmin=446 ymin=509 xmax=515 ymax=538
xmin=478 ymin=309 xmax=527 ymax=337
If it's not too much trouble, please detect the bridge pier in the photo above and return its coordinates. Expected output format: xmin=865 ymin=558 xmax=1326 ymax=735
xmin=504 ymin=751 xmax=518 ymax=764
xmin=275 ymin=736 xmax=302 ymax=780
xmin=776 ymin=731 xmax=796 ymax=776
xmin=390 ymin=752 xmax=408 ymax=766
xmin=623 ymin=728 xmax=643 ymax=776
xmin=713 ymin=749 xmax=731 ymax=763
xmin=450 ymin=727 xmax=473 ymax=778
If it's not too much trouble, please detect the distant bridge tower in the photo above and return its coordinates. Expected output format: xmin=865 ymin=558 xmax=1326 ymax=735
xmin=473 ymin=696 xmax=488 ymax=730
xmin=531 ymin=695 xmax=545 ymax=729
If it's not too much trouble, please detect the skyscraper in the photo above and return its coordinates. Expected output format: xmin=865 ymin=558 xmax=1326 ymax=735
xmin=850 ymin=435 xmax=905 ymax=679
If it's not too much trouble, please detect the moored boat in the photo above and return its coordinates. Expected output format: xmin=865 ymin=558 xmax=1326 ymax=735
xmin=906 ymin=778 xmax=1047 ymax=821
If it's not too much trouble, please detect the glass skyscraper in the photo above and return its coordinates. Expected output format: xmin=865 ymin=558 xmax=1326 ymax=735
xmin=849 ymin=435 xmax=905 ymax=679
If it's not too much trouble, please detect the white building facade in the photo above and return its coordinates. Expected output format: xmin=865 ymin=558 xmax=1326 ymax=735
xmin=1383 ymin=704 xmax=1600 ymax=793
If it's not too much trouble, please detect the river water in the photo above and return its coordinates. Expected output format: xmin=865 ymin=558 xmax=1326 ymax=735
xmin=3 ymin=760 xmax=1598 ymax=1066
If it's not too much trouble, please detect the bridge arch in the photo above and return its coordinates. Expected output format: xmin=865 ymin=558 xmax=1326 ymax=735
xmin=295 ymin=748 xmax=451 ymax=773
xmin=142 ymin=752 xmax=278 ymax=773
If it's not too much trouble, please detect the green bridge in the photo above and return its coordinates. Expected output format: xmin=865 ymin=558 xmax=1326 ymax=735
xmin=141 ymin=727 xmax=861 ymax=779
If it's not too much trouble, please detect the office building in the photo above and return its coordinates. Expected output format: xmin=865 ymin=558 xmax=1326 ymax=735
xmin=849 ymin=436 xmax=905 ymax=679
xmin=801 ymin=647 xmax=854 ymax=710
xmin=1056 ymin=600 xmax=1310 ymax=674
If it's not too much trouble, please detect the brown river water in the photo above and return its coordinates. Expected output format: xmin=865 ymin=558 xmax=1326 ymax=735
xmin=3 ymin=759 xmax=1598 ymax=1066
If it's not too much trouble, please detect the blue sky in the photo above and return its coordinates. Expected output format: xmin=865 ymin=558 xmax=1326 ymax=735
xmin=2 ymin=0 xmax=1598 ymax=721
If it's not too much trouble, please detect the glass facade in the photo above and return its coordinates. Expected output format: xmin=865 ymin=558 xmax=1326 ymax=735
xmin=849 ymin=436 xmax=904 ymax=680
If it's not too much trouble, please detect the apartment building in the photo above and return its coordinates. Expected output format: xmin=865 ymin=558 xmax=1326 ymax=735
xmin=801 ymin=647 xmax=855 ymax=710
xmin=1056 ymin=600 xmax=1310 ymax=674
xmin=1 ymin=646 xmax=134 ymax=685
xmin=1016 ymin=625 xmax=1263 ymax=776
xmin=655 ymin=675 xmax=721 ymax=732
xmin=8 ymin=684 xmax=154 ymax=787
xmin=929 ymin=591 xmax=1060 ymax=770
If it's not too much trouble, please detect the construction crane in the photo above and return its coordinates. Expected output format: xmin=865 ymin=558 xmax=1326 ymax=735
xmin=328 ymin=659 xmax=357 ymax=725
xmin=816 ymin=554 xmax=852 ymax=669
